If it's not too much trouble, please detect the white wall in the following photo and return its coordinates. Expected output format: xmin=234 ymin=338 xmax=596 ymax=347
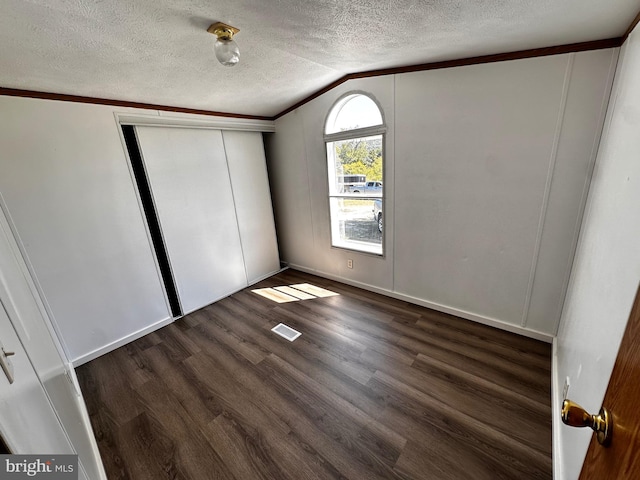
xmin=0 ymin=97 xmax=171 ymax=363
xmin=266 ymin=49 xmax=617 ymax=339
xmin=554 ymin=26 xmax=640 ymax=479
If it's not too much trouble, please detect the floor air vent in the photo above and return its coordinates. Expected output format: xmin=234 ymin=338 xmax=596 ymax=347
xmin=271 ymin=323 xmax=302 ymax=342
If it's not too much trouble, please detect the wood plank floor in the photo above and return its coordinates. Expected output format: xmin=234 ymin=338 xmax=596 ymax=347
xmin=76 ymin=269 xmax=552 ymax=479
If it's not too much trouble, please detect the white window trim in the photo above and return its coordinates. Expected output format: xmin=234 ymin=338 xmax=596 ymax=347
xmin=326 ymin=146 xmax=384 ymax=254
xmin=325 ymin=93 xmax=386 ymax=256
xmin=324 ymin=124 xmax=386 ymax=143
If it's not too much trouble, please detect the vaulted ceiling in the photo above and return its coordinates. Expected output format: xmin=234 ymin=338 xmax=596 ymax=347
xmin=1 ymin=0 xmax=639 ymax=117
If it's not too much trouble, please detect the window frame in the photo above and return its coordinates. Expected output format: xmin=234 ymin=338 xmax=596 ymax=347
xmin=324 ymin=93 xmax=386 ymax=256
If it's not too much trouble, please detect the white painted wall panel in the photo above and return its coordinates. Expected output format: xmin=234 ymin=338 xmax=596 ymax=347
xmin=526 ymin=49 xmax=617 ymax=334
xmin=555 ymin=28 xmax=640 ymax=480
xmin=264 ymin=111 xmax=316 ymax=268
xmin=223 ymin=131 xmax=280 ymax=283
xmin=394 ymin=56 xmax=567 ymax=325
xmin=0 ymin=97 xmax=170 ymax=362
xmin=136 ymin=126 xmax=247 ymax=314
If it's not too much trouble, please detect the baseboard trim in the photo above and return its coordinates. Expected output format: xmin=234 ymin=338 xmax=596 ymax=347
xmin=248 ymin=267 xmax=289 ymax=287
xmin=288 ymin=263 xmax=554 ymax=343
xmin=71 ymin=315 xmax=174 ymax=367
xmin=71 ymin=268 xmax=287 ymax=367
xmin=552 ymin=337 xmax=563 ymax=480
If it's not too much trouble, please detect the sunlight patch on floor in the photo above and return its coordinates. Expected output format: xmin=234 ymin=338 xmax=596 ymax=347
xmin=251 ymin=288 xmax=299 ymax=303
xmin=252 ymin=283 xmax=339 ymax=303
xmin=274 ymin=286 xmax=317 ymax=300
xmin=289 ymin=283 xmax=340 ymax=298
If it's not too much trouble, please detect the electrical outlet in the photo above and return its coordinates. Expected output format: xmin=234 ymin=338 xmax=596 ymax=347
xmin=347 ymin=259 xmax=353 ymax=269
xmin=562 ymin=376 xmax=570 ymax=399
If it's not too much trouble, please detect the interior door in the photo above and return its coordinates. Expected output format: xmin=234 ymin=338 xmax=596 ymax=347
xmin=578 ymin=284 xmax=640 ymax=478
xmin=135 ymin=126 xmax=247 ymax=314
xmin=0 ymin=302 xmax=74 ymax=454
xmin=0 ymin=208 xmax=105 ymax=479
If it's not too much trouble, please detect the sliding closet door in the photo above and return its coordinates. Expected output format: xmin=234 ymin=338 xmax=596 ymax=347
xmin=135 ymin=126 xmax=247 ymax=314
xmin=223 ymin=131 xmax=280 ymax=283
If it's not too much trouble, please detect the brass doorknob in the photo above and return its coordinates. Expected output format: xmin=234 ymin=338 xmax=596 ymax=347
xmin=561 ymin=399 xmax=612 ymax=446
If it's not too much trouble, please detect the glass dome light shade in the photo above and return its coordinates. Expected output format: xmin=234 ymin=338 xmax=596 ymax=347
xmin=215 ymin=38 xmax=240 ymax=67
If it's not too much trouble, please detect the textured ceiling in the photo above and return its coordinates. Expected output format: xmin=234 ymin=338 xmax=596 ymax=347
xmin=1 ymin=0 xmax=639 ymax=117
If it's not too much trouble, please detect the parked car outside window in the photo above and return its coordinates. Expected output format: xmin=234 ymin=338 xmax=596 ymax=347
xmin=373 ymin=199 xmax=382 ymax=232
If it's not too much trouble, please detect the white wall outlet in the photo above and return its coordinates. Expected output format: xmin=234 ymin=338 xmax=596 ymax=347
xmin=562 ymin=376 xmax=570 ymax=399
xmin=347 ymin=259 xmax=353 ymax=269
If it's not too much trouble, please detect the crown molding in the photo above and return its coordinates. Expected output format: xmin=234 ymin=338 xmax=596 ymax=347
xmin=0 ymin=88 xmax=272 ymax=122
xmin=273 ymin=37 xmax=623 ymax=120
xmin=623 ymin=9 xmax=640 ymax=41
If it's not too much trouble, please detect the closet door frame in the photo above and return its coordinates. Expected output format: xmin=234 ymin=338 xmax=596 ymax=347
xmin=114 ymin=112 xmax=276 ymax=318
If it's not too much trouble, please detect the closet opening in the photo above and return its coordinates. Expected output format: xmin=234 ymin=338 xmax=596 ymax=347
xmin=121 ymin=125 xmax=182 ymax=318
xmin=0 ymin=433 xmax=10 ymax=453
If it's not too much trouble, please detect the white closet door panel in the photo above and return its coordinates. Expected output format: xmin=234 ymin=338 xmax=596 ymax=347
xmin=136 ymin=127 xmax=247 ymax=314
xmin=223 ymin=131 xmax=280 ymax=283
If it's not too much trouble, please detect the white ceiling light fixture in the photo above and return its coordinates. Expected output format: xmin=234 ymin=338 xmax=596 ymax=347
xmin=207 ymin=22 xmax=240 ymax=67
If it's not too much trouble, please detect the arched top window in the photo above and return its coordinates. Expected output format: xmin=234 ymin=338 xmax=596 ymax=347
xmin=325 ymin=93 xmax=385 ymax=256
xmin=325 ymin=94 xmax=383 ymax=135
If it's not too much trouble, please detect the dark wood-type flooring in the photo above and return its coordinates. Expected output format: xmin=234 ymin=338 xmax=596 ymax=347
xmin=76 ymin=269 xmax=552 ymax=479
